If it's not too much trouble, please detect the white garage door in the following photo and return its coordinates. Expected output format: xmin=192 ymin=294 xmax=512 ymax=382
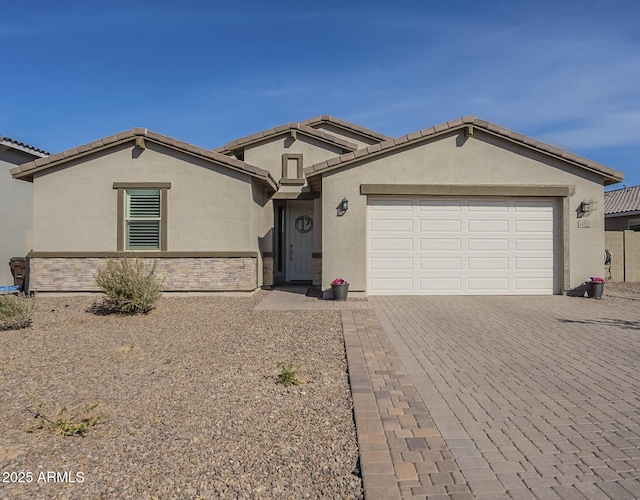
xmin=368 ymin=197 xmax=556 ymax=295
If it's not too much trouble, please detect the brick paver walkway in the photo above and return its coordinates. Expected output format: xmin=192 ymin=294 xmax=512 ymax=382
xmin=256 ymin=290 xmax=640 ymax=499
xmin=348 ymin=295 xmax=640 ymax=499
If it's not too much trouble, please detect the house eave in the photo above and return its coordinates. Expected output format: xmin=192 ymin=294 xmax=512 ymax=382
xmin=605 ymin=210 xmax=640 ymax=218
xmin=215 ymin=123 xmax=359 ymax=156
xmin=304 ymin=120 xmax=624 ymax=186
xmin=0 ymin=137 xmax=49 ymax=158
xmin=11 ymin=131 xmax=278 ymax=191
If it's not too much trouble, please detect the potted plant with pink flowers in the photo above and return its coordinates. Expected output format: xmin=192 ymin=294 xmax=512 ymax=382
xmin=585 ymin=276 xmax=605 ymax=299
xmin=331 ymin=277 xmax=349 ymax=301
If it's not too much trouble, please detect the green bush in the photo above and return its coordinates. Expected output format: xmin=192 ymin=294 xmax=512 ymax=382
xmin=0 ymin=293 xmax=37 ymax=330
xmin=96 ymin=257 xmax=163 ymax=314
xmin=28 ymin=401 xmax=103 ymax=437
xmin=276 ymin=362 xmax=304 ymax=387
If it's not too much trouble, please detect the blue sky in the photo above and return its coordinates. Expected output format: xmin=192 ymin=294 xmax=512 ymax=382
xmin=2 ymin=0 xmax=639 ymax=189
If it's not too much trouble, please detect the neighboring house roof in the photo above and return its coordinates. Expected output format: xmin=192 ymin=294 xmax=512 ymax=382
xmin=299 ymin=115 xmax=392 ymax=143
xmin=11 ymin=128 xmax=277 ymax=190
xmin=604 ymin=185 xmax=640 ymax=216
xmin=0 ymin=135 xmax=49 ymax=157
xmin=304 ymin=116 xmax=624 ymax=186
xmin=214 ymin=122 xmax=359 ymax=155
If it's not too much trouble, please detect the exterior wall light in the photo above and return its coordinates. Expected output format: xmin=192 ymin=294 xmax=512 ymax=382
xmin=580 ymin=200 xmax=597 ymax=216
xmin=340 ymin=197 xmax=349 ymax=212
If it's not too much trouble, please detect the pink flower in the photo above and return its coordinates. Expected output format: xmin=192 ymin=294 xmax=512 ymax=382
xmin=589 ymin=276 xmax=605 ymax=283
xmin=331 ymin=278 xmax=347 ymax=285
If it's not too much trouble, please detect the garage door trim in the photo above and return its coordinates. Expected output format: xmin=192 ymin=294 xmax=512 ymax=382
xmin=361 ymin=184 xmax=574 ymax=198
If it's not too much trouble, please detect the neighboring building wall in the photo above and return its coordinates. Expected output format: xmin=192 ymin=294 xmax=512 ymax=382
xmin=0 ymin=148 xmax=38 ymax=285
xmin=605 ymin=215 xmax=638 ymax=231
xmin=605 ymin=231 xmax=624 ymax=282
xmin=320 ymin=129 xmax=606 ymax=293
xmin=605 ymin=230 xmax=640 ymax=282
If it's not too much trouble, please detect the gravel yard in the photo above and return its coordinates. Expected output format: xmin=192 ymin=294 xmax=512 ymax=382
xmin=0 ymin=292 xmax=363 ymax=499
xmin=605 ymin=281 xmax=640 ymax=295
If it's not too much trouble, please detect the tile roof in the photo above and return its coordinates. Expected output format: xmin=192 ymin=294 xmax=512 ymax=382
xmin=0 ymin=135 xmax=49 ymax=157
xmin=304 ymin=116 xmax=624 ymax=185
xmin=604 ymin=185 xmax=640 ymax=215
xmin=299 ymin=115 xmax=392 ymax=142
xmin=11 ymin=128 xmax=277 ymax=190
xmin=214 ymin=122 xmax=358 ymax=155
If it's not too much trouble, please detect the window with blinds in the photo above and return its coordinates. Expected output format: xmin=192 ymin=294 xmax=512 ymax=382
xmin=126 ymin=189 xmax=161 ymax=250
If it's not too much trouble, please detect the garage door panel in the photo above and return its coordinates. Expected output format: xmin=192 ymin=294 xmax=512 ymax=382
xmin=468 ymin=220 xmax=509 ymax=233
xmin=369 ymin=197 xmax=555 ymax=295
xmin=370 ymin=238 xmax=413 ymax=251
xmin=419 ymin=200 xmax=462 ymax=211
xmin=370 ymin=257 xmax=413 ymax=270
xmin=371 ymin=219 xmax=413 ymax=232
xmin=515 ymin=201 xmax=553 ymax=211
xmin=370 ymin=278 xmax=414 ymax=293
xmin=420 ymin=257 xmax=462 ymax=270
xmin=516 ymin=277 xmax=553 ymax=291
xmin=468 ymin=257 xmax=509 ymax=269
xmin=468 ymin=200 xmax=509 ymax=211
xmin=420 ymin=238 xmax=461 ymax=250
xmin=468 ymin=277 xmax=510 ymax=290
xmin=467 ymin=238 xmax=509 ymax=251
xmin=419 ymin=278 xmax=462 ymax=291
xmin=515 ymin=239 xmax=553 ymax=251
xmin=419 ymin=219 xmax=461 ymax=232
xmin=516 ymin=220 xmax=553 ymax=232
xmin=516 ymin=257 xmax=554 ymax=270
xmin=371 ymin=200 xmax=413 ymax=211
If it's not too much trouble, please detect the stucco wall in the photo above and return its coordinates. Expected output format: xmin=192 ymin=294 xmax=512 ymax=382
xmin=320 ymin=129 xmax=607 ymax=293
xmin=243 ymin=135 xmax=345 ymax=183
xmin=0 ymin=149 xmax=37 ymax=285
xmin=32 ymin=142 xmax=258 ymax=252
xmin=251 ymin=178 xmax=272 ymax=287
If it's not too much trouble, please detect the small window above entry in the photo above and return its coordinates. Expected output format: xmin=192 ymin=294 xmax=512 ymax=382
xmin=280 ymin=154 xmax=305 ymax=185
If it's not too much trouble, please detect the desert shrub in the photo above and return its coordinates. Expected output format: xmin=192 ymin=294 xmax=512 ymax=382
xmin=96 ymin=257 xmax=163 ymax=314
xmin=276 ymin=362 xmax=304 ymax=387
xmin=28 ymin=401 xmax=103 ymax=436
xmin=0 ymin=293 xmax=37 ymax=330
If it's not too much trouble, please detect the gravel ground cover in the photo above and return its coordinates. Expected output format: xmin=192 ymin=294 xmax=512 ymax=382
xmin=605 ymin=281 xmax=640 ymax=295
xmin=0 ymin=292 xmax=363 ymax=499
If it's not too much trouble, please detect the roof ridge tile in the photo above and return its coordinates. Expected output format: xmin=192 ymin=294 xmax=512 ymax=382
xmin=215 ymin=121 xmax=358 ymax=153
xmin=0 ymin=136 xmax=50 ymax=156
xmin=298 ymin=115 xmax=392 ymax=141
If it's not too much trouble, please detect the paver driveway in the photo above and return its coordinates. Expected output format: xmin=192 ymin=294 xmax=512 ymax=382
xmin=343 ymin=296 xmax=640 ymax=500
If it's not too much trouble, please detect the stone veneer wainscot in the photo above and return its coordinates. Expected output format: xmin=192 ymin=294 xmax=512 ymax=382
xmin=27 ymin=256 xmax=258 ymax=292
